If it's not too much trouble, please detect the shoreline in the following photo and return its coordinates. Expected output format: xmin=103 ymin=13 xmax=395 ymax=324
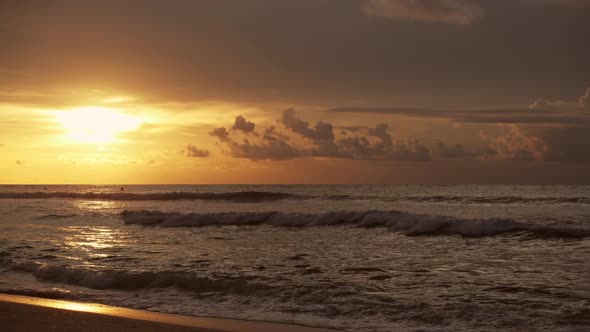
xmin=0 ymin=293 xmax=340 ymax=332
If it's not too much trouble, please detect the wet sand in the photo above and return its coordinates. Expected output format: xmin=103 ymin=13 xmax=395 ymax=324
xmin=0 ymin=294 xmax=339 ymax=332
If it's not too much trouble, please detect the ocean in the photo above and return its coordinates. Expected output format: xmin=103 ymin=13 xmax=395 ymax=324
xmin=0 ymin=185 xmax=589 ymax=331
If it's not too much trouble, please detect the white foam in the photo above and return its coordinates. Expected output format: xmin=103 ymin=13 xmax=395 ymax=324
xmin=120 ymin=210 xmax=590 ymax=238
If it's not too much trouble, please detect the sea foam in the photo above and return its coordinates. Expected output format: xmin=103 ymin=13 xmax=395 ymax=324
xmin=120 ymin=210 xmax=590 ymax=238
xmin=1 ymin=259 xmax=268 ymax=294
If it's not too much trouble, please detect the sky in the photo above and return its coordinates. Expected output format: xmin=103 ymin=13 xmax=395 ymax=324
xmin=1 ymin=0 xmax=589 ymax=184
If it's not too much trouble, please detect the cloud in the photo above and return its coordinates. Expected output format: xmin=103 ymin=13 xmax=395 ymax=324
xmin=481 ymin=126 xmax=547 ymax=162
xmin=211 ymin=112 xmax=430 ymax=161
xmin=329 ymin=87 xmax=590 ymax=125
xmin=475 ymin=88 xmax=590 ymax=163
xmin=209 ymin=116 xmax=305 ymax=161
xmin=209 ymin=127 xmax=232 ymax=143
xmin=281 ymin=110 xmax=429 ymax=160
xmin=336 ymin=126 xmax=364 ymax=133
xmin=387 ymin=140 xmax=431 ymax=161
xmin=362 ymin=0 xmax=483 ymax=25
xmin=437 ymin=142 xmax=478 ymax=158
xmin=368 ymin=123 xmax=393 ymax=148
xmin=330 ymin=87 xmax=590 ymax=163
xmin=528 ymin=87 xmax=590 ymax=111
xmin=185 ymin=145 xmax=210 ymax=158
xmin=226 ymin=138 xmax=306 ymax=161
xmin=231 ymin=115 xmax=256 ymax=134
xmin=281 ymin=108 xmax=334 ymax=141
xmin=329 ymin=106 xmax=589 ymax=125
xmin=481 ymin=124 xmax=590 ymax=163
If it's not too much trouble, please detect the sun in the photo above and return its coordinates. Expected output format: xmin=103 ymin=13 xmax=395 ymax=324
xmin=55 ymin=106 xmax=142 ymax=144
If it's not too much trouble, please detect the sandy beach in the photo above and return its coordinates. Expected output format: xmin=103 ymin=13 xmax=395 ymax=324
xmin=0 ymin=294 xmax=339 ymax=332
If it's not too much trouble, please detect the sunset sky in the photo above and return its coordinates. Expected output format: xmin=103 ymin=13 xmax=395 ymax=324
xmin=1 ymin=0 xmax=589 ymax=184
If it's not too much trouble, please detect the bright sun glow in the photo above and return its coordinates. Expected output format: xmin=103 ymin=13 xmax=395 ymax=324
xmin=56 ymin=106 xmax=142 ymax=144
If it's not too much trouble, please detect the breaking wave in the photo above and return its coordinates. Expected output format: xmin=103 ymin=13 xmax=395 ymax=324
xmin=0 ymin=191 xmax=300 ymax=202
xmin=120 ymin=210 xmax=590 ymax=238
xmin=1 ymin=259 xmax=272 ymax=295
xmin=34 ymin=214 xmax=78 ymax=220
xmin=1 ymin=190 xmax=588 ymax=205
xmin=390 ymin=195 xmax=590 ymax=205
xmin=319 ymin=194 xmax=590 ymax=204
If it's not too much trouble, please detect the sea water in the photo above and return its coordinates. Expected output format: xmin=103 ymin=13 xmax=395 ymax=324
xmin=1 ymin=185 xmax=589 ymax=331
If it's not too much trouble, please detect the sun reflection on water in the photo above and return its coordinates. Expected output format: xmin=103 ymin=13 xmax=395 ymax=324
xmin=64 ymin=227 xmax=120 ymax=250
xmin=72 ymin=200 xmax=122 ymax=214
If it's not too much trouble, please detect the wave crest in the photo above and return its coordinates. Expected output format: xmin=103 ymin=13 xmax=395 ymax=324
xmin=0 ymin=191 xmax=300 ymax=202
xmin=120 ymin=210 xmax=590 ymax=238
xmin=2 ymin=259 xmax=268 ymax=294
xmin=396 ymin=195 xmax=590 ymax=205
xmin=2 ymin=190 xmax=588 ymax=205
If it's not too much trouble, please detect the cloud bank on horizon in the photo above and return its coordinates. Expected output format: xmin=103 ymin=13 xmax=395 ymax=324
xmin=204 ymin=87 xmax=590 ymax=164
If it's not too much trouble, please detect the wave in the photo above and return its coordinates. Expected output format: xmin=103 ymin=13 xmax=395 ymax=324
xmin=0 ymin=288 xmax=85 ymax=300
xmin=0 ymin=191 xmax=300 ymax=202
xmin=1 ymin=190 xmax=588 ymax=205
xmin=1 ymin=259 xmax=272 ymax=295
xmin=393 ymin=195 xmax=590 ymax=205
xmin=319 ymin=194 xmax=590 ymax=204
xmin=120 ymin=210 xmax=590 ymax=238
xmin=34 ymin=214 xmax=78 ymax=220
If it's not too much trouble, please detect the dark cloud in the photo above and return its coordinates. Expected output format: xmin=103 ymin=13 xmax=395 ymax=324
xmin=329 ymin=106 xmax=590 ymax=125
xmin=281 ymin=109 xmax=331 ymax=141
xmin=1 ymin=1 xmax=588 ymax=107
xmin=231 ymin=115 xmax=256 ymax=134
xmin=281 ymin=109 xmax=339 ymax=157
xmin=185 ymin=145 xmax=210 ymax=158
xmin=336 ymin=126 xmax=365 ymax=133
xmin=437 ymin=142 xmax=478 ymax=159
xmin=481 ymin=125 xmax=590 ymax=163
xmin=387 ymin=140 xmax=431 ymax=161
xmin=209 ymin=116 xmax=305 ymax=161
xmin=368 ymin=123 xmax=393 ymax=148
xmin=529 ymin=86 xmax=590 ymax=111
xmin=329 ymin=88 xmax=590 ymax=163
xmin=262 ymin=126 xmax=289 ymax=142
xmin=482 ymin=127 xmax=545 ymax=162
xmin=528 ymin=99 xmax=563 ymax=111
xmin=329 ymin=88 xmax=590 ymax=126
xmin=226 ymin=138 xmax=306 ymax=161
xmin=338 ymin=122 xmax=430 ymax=161
xmin=475 ymin=88 xmax=590 ymax=163
xmin=336 ymin=135 xmax=430 ymax=161
xmin=211 ymin=112 xmax=430 ymax=161
xmin=362 ymin=0 xmax=483 ymax=25
xmin=281 ymin=110 xmax=430 ymax=160
xmin=209 ymin=127 xmax=232 ymax=143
